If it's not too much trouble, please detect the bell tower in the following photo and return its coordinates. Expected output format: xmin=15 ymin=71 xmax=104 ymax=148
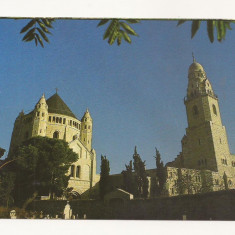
xmin=182 ymin=57 xmax=232 ymax=176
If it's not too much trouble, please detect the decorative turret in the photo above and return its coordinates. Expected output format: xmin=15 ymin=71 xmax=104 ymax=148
xmin=80 ymin=109 xmax=92 ymax=151
xmin=32 ymin=94 xmax=48 ymax=137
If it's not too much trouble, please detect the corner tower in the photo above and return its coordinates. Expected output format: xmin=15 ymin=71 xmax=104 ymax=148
xmin=182 ymin=58 xmax=232 ymax=176
xmin=32 ymin=94 xmax=48 ymax=137
xmin=80 ymin=109 xmax=93 ymax=151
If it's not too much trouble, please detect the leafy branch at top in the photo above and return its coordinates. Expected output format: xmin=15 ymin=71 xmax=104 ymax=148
xmin=97 ymin=19 xmax=140 ymax=46
xmin=177 ymin=20 xmax=234 ymax=43
xmin=20 ymin=19 xmax=55 ymax=48
xmin=19 ymin=19 xmax=235 ymax=48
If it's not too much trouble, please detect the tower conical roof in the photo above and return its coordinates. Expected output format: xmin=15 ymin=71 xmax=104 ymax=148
xmin=46 ymin=93 xmax=77 ymax=119
xmin=81 ymin=108 xmax=92 ymax=121
xmin=36 ymin=93 xmax=47 ymax=105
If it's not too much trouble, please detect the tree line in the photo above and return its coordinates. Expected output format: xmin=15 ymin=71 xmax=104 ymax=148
xmin=1 ymin=137 xmax=167 ymax=208
xmin=99 ymin=146 xmax=167 ymax=199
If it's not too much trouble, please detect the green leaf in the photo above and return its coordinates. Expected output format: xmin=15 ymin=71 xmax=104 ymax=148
xmin=216 ymin=20 xmax=225 ymax=41
xmin=120 ymin=30 xmax=131 ymax=43
xmin=20 ymin=19 xmax=36 ymax=33
xmin=207 ymin=20 xmax=214 ymax=43
xmin=117 ymin=33 xmax=123 ymax=46
xmin=191 ymin=20 xmax=201 ymax=38
xmin=25 ymin=34 xmax=35 ymax=42
xmin=38 ymin=21 xmax=51 ymax=34
xmin=97 ymin=19 xmax=109 ymax=27
xmin=220 ymin=21 xmax=226 ymax=40
xmin=224 ymin=21 xmax=232 ymax=30
xmin=120 ymin=22 xmax=138 ymax=36
xmin=22 ymin=28 xmax=36 ymax=41
xmin=41 ymin=19 xmax=53 ymax=28
xmin=125 ymin=19 xmax=140 ymax=24
xmin=177 ymin=20 xmax=187 ymax=26
xmin=36 ymin=27 xmax=49 ymax=42
xmin=108 ymin=29 xmax=118 ymax=45
xmin=103 ymin=20 xmax=118 ymax=40
xmin=215 ymin=21 xmax=221 ymax=41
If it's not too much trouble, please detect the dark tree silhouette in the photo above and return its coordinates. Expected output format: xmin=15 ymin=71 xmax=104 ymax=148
xmin=154 ymin=148 xmax=166 ymax=196
xmin=99 ymin=155 xmax=111 ymax=200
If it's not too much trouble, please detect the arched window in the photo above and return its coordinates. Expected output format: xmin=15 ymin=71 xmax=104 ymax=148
xmin=76 ymin=166 xmax=81 ymax=178
xmin=56 ymin=117 xmax=59 ymax=123
xmin=53 ymin=131 xmax=59 ymax=139
xmin=212 ymin=104 xmax=217 ymax=115
xmin=70 ymin=165 xmax=75 ymax=177
xmin=192 ymin=105 xmax=199 ymax=116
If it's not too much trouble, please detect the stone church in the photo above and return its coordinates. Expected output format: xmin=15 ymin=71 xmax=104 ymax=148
xmin=8 ymin=92 xmax=100 ymax=196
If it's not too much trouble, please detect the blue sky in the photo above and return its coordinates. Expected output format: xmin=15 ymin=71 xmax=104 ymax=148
xmin=1 ymin=19 xmax=235 ymax=174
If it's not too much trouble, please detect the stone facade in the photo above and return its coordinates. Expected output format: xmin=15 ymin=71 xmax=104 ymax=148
xmin=165 ymin=58 xmax=235 ymax=196
xmin=8 ymin=92 xmax=100 ymax=195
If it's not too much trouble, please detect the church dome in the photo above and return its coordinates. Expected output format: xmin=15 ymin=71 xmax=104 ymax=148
xmin=188 ymin=62 xmax=205 ymax=75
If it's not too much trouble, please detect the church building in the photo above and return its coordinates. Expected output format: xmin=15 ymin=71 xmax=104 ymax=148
xmin=8 ymin=92 xmax=100 ymax=196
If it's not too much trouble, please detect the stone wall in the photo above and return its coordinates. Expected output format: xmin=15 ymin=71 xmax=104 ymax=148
xmin=27 ymin=189 xmax=235 ymax=220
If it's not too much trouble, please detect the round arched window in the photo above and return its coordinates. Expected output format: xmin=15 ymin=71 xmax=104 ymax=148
xmin=212 ymin=104 xmax=217 ymax=115
xmin=192 ymin=105 xmax=199 ymax=116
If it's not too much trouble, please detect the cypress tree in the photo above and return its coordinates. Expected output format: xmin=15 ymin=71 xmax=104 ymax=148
xmin=133 ymin=146 xmax=149 ymax=198
xmin=99 ymin=155 xmax=111 ymax=200
xmin=122 ymin=160 xmax=136 ymax=195
xmin=155 ymin=148 xmax=166 ymax=196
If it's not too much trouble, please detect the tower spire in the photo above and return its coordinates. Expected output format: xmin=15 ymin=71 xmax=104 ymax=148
xmin=192 ymin=52 xmax=196 ymax=63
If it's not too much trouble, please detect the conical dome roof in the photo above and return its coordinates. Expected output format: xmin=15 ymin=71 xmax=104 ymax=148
xmin=188 ymin=61 xmax=204 ymax=75
xmin=46 ymin=93 xmax=77 ymax=119
xmin=81 ymin=109 xmax=92 ymax=121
